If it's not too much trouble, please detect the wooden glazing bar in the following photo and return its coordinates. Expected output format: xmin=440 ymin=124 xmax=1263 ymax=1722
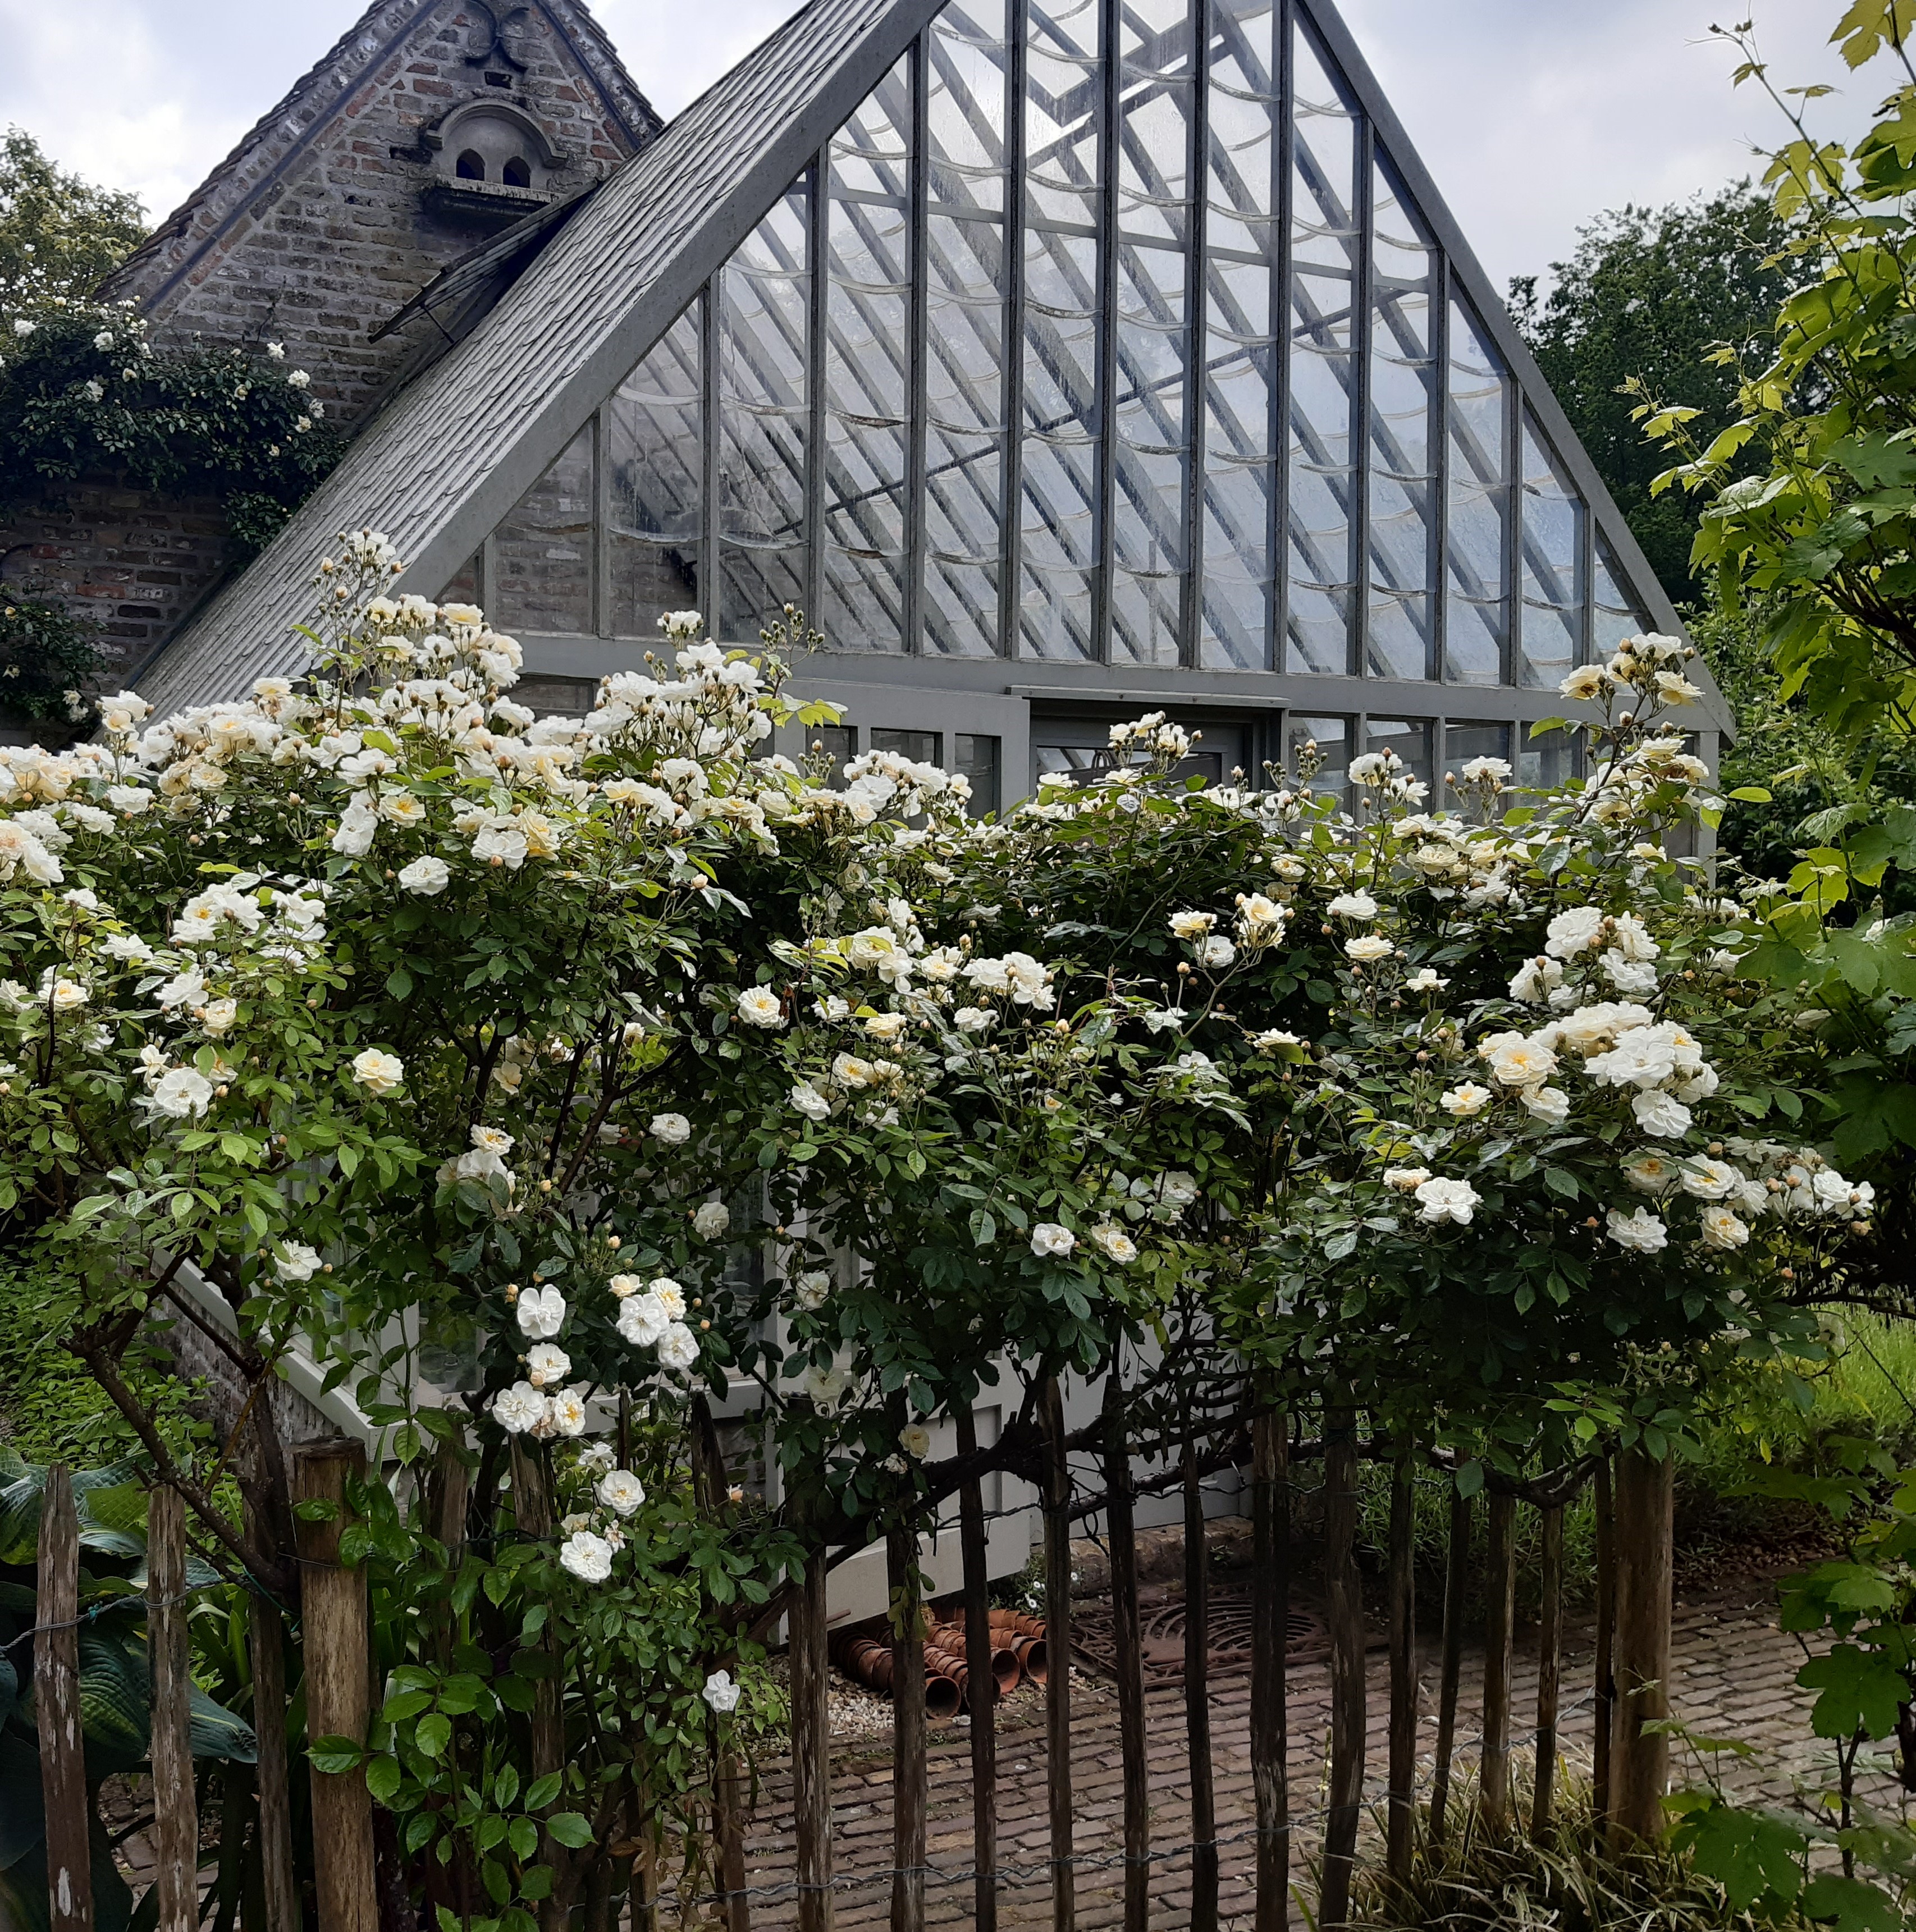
xmin=957 ymin=1407 xmax=999 ymax=1932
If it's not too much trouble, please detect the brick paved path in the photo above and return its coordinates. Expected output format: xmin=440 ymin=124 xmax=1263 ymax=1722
xmin=721 ymin=1583 xmax=1908 ymax=1929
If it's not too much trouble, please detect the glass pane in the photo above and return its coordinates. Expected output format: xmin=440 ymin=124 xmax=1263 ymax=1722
xmin=1291 ymin=24 xmax=1356 ymax=274
xmin=924 ymin=558 xmax=1002 ymax=658
xmin=871 ymin=727 xmax=942 ymax=763
xmin=1018 ymin=560 xmax=1098 ymax=660
xmin=1212 ymin=0 xmax=1278 ymax=101
xmin=1365 ymin=716 xmax=1433 ymax=794
xmin=1519 ymin=730 xmax=1579 ymax=793
xmin=1519 ymin=411 xmax=1585 ymax=688
xmin=1110 ymin=566 xmax=1182 ymax=666
xmin=954 ymin=731 xmax=1003 ymax=814
xmin=930 ymin=3 xmax=1011 ymax=207
xmin=1028 ymin=0 xmax=1104 ymax=227
xmin=437 ymin=553 xmax=479 ymax=607
xmin=1445 ymin=300 xmax=1508 ymax=686
xmin=1287 ymin=712 xmax=1350 ymax=794
xmin=493 ymin=422 xmax=594 ymax=635
xmin=609 ymin=309 xmax=702 ymax=639
xmin=1593 ymin=533 xmax=1649 ymax=658
xmin=1444 ymin=719 xmax=1511 ymax=814
xmin=1286 ymin=578 xmax=1350 ymax=675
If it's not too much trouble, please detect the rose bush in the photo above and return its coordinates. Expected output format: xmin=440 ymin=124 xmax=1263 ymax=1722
xmin=0 ymin=531 xmax=1874 ymax=1920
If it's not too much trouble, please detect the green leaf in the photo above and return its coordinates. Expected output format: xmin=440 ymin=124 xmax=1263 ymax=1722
xmin=414 ymin=1713 xmax=452 ymax=1759
xmin=309 ymin=1736 xmax=365 ymax=1775
xmin=1727 ymin=786 xmax=1773 ymax=803
xmin=545 ymin=1812 xmax=593 ymax=1849
xmin=365 ymin=1756 xmax=403 ymax=1803
xmin=523 ymin=1772 xmax=563 ymax=1812
xmin=1795 ymin=1643 xmax=1907 ymax=1739
xmin=508 ymin=1817 xmax=538 ymax=1863
xmin=1800 ymin=1874 xmax=1901 ymax=1932
xmin=1674 ymin=1797 xmax=1804 ymax=1911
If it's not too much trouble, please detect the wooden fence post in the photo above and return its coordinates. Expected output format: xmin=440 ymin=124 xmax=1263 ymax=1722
xmin=1531 ymin=1502 xmax=1565 ymax=1839
xmin=1101 ymin=1374 xmax=1149 ymax=1932
xmin=148 ymin=1486 xmax=198 ymax=1932
xmin=1040 ymin=1375 xmax=1075 ymax=1932
xmin=38 ymin=1464 xmax=92 ymax=1932
xmin=243 ymin=1487 xmax=299 ymax=1932
xmin=1319 ymin=1401 xmax=1364 ymax=1932
xmin=1592 ymin=1457 xmax=1617 ymax=1829
xmin=1250 ymin=1405 xmax=1289 ymax=1932
xmin=1183 ymin=1432 xmax=1217 ymax=1932
xmin=1385 ymin=1449 xmax=1416 ymax=1880
xmin=790 ymin=1509 xmax=834 ymax=1932
xmin=691 ymin=1403 xmax=750 ymax=1932
xmin=1479 ymin=1492 xmax=1517 ymax=1835
xmin=1608 ymin=1446 xmax=1674 ymax=1848
xmin=887 ymin=1524 xmax=927 ymax=1932
xmin=955 ymin=1408 xmax=998 ymax=1932
xmin=292 ymin=1441 xmax=377 ymax=1932
xmin=1428 ymin=1487 xmax=1471 ymax=1842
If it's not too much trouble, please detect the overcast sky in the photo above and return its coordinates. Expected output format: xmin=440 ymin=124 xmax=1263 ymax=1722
xmin=0 ymin=0 xmax=1861 ymax=294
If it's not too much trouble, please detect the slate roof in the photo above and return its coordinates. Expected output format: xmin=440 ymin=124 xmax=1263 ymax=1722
xmin=135 ymin=0 xmax=938 ymax=713
xmin=102 ymin=0 xmax=663 ymax=321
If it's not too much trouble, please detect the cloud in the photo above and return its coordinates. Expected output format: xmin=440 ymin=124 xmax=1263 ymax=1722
xmin=0 ymin=0 xmax=1867 ymax=290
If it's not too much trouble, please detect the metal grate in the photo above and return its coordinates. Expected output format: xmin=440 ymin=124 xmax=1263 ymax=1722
xmin=1069 ymin=1580 xmax=1330 ymax=1683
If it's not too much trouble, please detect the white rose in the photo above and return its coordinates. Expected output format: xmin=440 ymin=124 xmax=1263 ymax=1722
xmin=1383 ymin=1166 xmax=1431 ymax=1192
xmin=1326 ymin=892 xmax=1379 ymax=920
xmin=1606 ymin=1207 xmax=1668 ymax=1253
xmin=1544 ymin=907 xmax=1605 ymax=960
xmin=1090 ymin=1223 xmax=1138 ymax=1263
xmin=617 ymin=1291 xmax=671 ymax=1348
xmin=148 ymin=1067 xmax=214 ymax=1119
xmin=546 ymin=1388 xmax=588 ymax=1437
xmin=1699 ymin=1205 xmax=1750 ymax=1251
xmin=1631 ymin=1090 xmax=1692 ymax=1139
xmin=1441 ymin=1083 xmax=1493 ymax=1118
xmin=702 ymin=1669 xmax=742 ymax=1714
xmin=735 ymin=986 xmax=785 ymax=1029
xmin=1508 ymin=956 xmax=1564 ymax=1005
xmin=351 ymin=1048 xmax=404 ymax=1096
xmin=656 ymin=1322 xmax=701 ymax=1371
xmin=650 ymin=1112 xmax=692 ymax=1145
xmin=1199 ymin=935 xmax=1236 ymax=968
xmin=1031 ymin=1222 xmax=1076 ymax=1257
xmin=693 ymin=1201 xmax=731 ymax=1240
xmin=399 ymin=856 xmax=450 ymax=895
xmin=793 ymin=1270 xmax=832 ymax=1311
xmin=863 ymin=1011 xmax=908 ymax=1042
xmin=1680 ymin=1159 xmax=1740 ymax=1202
xmin=597 ymin=1469 xmax=646 ymax=1517
xmin=1405 ymin=969 xmax=1449 ymax=992
xmin=1344 ymin=935 xmax=1394 ymax=963
xmin=275 ymin=1241 xmax=322 ymax=1283
xmin=492 ymin=1381 xmax=548 ymax=1435
xmin=559 ymin=1531 xmax=614 ymax=1583
xmin=801 ymin=1363 xmax=849 ymax=1413
xmin=516 ymin=1285 xmax=566 ymax=1339
xmin=1521 ymin=1087 xmax=1570 ymax=1125
xmin=201 ymin=997 xmax=239 ymax=1037
xmin=790 ymin=1083 xmax=831 ymax=1121
xmin=525 ymin=1342 xmax=572 ymax=1389
xmin=1168 ymin=910 xmax=1217 ymax=938
xmin=898 ymin=1422 xmax=932 ymax=1460
xmin=1414 ymin=1177 xmax=1480 ymax=1225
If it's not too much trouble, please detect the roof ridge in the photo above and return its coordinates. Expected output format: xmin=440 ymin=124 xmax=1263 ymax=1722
xmin=100 ymin=0 xmax=662 ymax=317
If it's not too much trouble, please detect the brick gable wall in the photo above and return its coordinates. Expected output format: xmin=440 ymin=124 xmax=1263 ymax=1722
xmin=2 ymin=1 xmax=659 ymax=699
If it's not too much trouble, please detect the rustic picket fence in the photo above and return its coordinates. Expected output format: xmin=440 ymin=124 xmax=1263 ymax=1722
xmin=31 ymin=1390 xmax=1677 ymax=1932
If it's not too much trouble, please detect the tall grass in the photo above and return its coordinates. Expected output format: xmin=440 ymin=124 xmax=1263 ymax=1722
xmin=1348 ymin=1784 xmax=1787 ymax=1930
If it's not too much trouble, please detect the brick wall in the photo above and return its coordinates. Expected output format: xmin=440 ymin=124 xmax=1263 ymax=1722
xmin=10 ymin=1 xmax=660 ymax=703
xmin=107 ymin=3 xmax=647 ymax=427
xmin=0 ymin=480 xmax=236 ymax=684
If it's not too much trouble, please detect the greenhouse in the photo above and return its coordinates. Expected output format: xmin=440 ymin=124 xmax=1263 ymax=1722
xmin=135 ymin=0 xmax=1729 ymax=803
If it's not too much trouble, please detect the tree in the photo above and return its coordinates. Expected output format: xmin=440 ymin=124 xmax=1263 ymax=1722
xmin=0 ymin=127 xmax=146 ymax=312
xmin=1511 ymin=185 xmax=1803 ymax=602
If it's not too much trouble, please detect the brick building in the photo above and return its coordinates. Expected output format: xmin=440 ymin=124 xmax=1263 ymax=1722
xmin=0 ymin=0 xmax=660 ymax=681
